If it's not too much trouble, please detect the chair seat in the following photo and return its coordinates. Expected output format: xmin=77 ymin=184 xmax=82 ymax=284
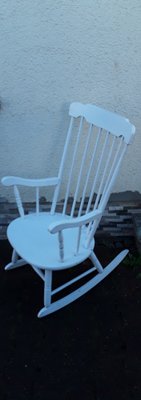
xmin=7 ymin=213 xmax=94 ymax=270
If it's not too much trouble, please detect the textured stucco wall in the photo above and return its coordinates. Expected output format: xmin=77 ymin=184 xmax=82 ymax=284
xmin=0 ymin=0 xmax=141 ymax=201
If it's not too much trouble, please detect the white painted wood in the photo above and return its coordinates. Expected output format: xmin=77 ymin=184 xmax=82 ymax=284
xmin=93 ymin=135 xmax=116 ymax=211
xmin=44 ymin=270 xmax=52 ymax=307
xmin=102 ymin=138 xmax=124 ymax=198
xmin=7 ymin=213 xmax=94 ymax=270
xmin=58 ymin=230 xmax=64 ymax=261
xmin=48 ymin=209 xmax=102 ymax=234
xmin=12 ymin=249 xmax=18 ymax=263
xmin=2 ymin=102 xmax=135 ymax=317
xmin=5 ymin=259 xmax=27 ymax=270
xmin=89 ymin=252 xmax=103 ymax=273
xmin=75 ymin=226 xmax=82 ymax=255
xmin=14 ymin=185 xmax=24 ymax=217
xmin=99 ymin=141 xmax=127 ymax=211
xmin=2 ymin=176 xmax=59 ymax=187
xmin=86 ymin=131 xmax=109 ymax=214
xmin=71 ymin=123 xmax=93 ymax=217
xmin=63 ymin=117 xmax=83 ymax=215
xmin=36 ymin=187 xmax=39 ymax=214
xmin=31 ymin=265 xmax=45 ymax=281
xmin=69 ymin=102 xmax=135 ymax=144
xmin=86 ymin=142 xmax=127 ymax=247
xmin=52 ymin=263 xmax=97 ymax=295
xmin=51 ymin=116 xmax=74 ymax=214
xmin=38 ymin=250 xmax=129 ymax=317
xmin=86 ymin=135 xmax=116 ymax=236
xmin=78 ymin=126 xmax=101 ymax=216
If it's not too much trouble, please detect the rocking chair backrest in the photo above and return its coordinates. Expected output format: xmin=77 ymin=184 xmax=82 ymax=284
xmin=51 ymin=102 xmax=135 ymax=235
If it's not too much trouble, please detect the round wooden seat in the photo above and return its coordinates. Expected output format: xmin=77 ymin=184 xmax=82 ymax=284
xmin=7 ymin=213 xmax=94 ymax=270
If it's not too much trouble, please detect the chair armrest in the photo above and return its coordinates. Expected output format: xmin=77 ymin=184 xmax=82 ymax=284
xmin=48 ymin=209 xmax=102 ymax=234
xmin=1 ymin=176 xmax=60 ymax=187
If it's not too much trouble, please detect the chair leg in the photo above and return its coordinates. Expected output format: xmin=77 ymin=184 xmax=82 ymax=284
xmin=5 ymin=249 xmax=27 ymax=270
xmin=89 ymin=251 xmax=103 ymax=273
xmin=44 ymin=270 xmax=52 ymax=307
xmin=38 ymin=270 xmax=52 ymax=317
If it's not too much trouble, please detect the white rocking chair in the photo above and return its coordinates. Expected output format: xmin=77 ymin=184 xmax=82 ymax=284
xmin=2 ymin=102 xmax=135 ymax=317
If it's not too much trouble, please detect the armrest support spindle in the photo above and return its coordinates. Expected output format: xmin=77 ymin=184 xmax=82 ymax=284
xmin=58 ymin=231 xmax=64 ymax=261
xmin=14 ymin=185 xmax=24 ymax=217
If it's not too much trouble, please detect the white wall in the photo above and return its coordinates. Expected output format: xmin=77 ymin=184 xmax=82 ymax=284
xmin=0 ymin=0 xmax=141 ymax=201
